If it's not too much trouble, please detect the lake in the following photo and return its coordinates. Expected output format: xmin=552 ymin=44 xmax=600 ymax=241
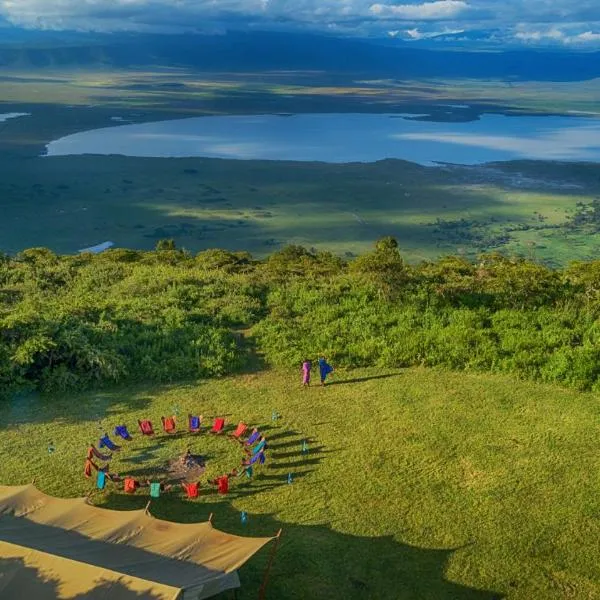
xmin=0 ymin=113 xmax=30 ymax=123
xmin=45 ymin=112 xmax=600 ymax=165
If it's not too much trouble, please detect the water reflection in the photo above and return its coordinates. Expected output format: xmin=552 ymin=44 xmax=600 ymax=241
xmin=45 ymin=113 xmax=600 ymax=165
xmin=0 ymin=112 xmax=30 ymax=123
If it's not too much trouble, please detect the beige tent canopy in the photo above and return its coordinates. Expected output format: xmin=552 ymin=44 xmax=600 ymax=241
xmin=0 ymin=484 xmax=277 ymax=599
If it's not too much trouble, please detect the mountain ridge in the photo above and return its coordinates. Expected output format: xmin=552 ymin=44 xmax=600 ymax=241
xmin=1 ymin=29 xmax=599 ymax=81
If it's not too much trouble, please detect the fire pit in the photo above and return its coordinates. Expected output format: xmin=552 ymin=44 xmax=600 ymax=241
xmin=166 ymin=448 xmax=206 ymax=482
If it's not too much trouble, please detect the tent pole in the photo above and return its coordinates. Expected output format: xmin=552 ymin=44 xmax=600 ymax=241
xmin=258 ymin=529 xmax=282 ymax=600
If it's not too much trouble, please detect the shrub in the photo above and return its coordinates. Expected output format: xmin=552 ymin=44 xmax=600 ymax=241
xmin=5 ymin=239 xmax=600 ymax=394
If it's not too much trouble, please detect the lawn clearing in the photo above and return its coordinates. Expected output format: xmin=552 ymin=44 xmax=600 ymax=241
xmin=1 ymin=367 xmax=599 ymax=599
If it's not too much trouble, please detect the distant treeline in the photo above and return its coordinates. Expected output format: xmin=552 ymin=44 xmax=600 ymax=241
xmin=3 ymin=237 xmax=600 ymax=395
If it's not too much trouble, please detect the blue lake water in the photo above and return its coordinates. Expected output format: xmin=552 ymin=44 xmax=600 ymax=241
xmin=0 ymin=112 xmax=29 ymax=123
xmin=45 ymin=113 xmax=600 ymax=165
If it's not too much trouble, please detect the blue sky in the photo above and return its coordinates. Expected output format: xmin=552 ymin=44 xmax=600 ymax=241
xmin=1 ymin=0 xmax=599 ymax=47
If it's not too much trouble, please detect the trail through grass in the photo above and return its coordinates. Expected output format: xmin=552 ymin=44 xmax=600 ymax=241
xmin=2 ymin=367 xmax=600 ymax=598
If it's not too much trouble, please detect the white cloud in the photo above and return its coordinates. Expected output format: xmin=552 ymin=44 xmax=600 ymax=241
xmin=575 ymin=31 xmax=600 ymax=42
xmin=370 ymin=1 xmax=469 ymax=20
xmin=514 ymin=27 xmax=566 ymax=42
xmin=405 ymin=28 xmax=422 ymax=38
xmin=404 ymin=26 xmax=464 ymax=39
xmin=1 ymin=0 xmax=600 ymax=47
xmin=514 ymin=24 xmax=600 ymax=45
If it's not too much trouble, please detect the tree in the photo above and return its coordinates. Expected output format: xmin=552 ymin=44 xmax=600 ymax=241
xmin=349 ymin=237 xmax=408 ymax=300
xmin=262 ymin=245 xmax=343 ymax=282
xmin=155 ymin=239 xmax=177 ymax=251
xmin=375 ymin=236 xmax=399 ymax=252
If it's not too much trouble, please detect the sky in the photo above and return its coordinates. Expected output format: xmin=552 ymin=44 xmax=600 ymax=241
xmin=1 ymin=0 xmax=600 ymax=47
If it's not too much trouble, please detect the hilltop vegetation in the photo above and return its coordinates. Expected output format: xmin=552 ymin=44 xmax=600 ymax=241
xmin=3 ymin=238 xmax=600 ymax=395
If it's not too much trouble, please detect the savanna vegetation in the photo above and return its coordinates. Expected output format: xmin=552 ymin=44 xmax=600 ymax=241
xmin=3 ymin=72 xmax=600 ymax=266
xmin=4 ymin=238 xmax=600 ymax=396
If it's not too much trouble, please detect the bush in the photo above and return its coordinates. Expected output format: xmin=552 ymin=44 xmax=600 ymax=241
xmin=4 ymin=239 xmax=600 ymax=394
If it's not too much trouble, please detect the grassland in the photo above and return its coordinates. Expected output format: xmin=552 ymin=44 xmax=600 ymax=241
xmin=2 ymin=367 xmax=600 ymax=599
xmin=1 ymin=146 xmax=599 ymax=264
xmin=1 ymin=70 xmax=600 ymax=264
xmin=3 ymin=70 xmax=600 ymax=116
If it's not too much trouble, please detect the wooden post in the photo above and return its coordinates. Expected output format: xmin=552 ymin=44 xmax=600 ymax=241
xmin=258 ymin=529 xmax=283 ymax=600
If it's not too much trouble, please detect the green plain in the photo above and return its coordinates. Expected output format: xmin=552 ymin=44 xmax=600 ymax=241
xmin=2 ymin=71 xmax=600 ymax=265
xmin=2 ymin=368 xmax=599 ymax=599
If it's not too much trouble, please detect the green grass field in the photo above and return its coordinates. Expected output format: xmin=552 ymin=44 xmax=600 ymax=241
xmin=2 ymin=367 xmax=600 ymax=599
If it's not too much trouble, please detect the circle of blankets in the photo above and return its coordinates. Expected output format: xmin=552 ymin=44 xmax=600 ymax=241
xmin=84 ymin=416 xmax=268 ymax=500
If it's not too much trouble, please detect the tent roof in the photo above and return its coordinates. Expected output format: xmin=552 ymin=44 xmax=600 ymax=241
xmin=0 ymin=540 xmax=182 ymax=599
xmin=0 ymin=485 xmax=274 ymax=600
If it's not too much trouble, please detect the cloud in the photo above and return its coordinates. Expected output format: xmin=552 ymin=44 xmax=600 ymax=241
xmin=1 ymin=0 xmax=600 ymax=47
xmin=577 ymin=31 xmax=600 ymax=42
xmin=369 ymin=1 xmax=469 ymax=20
xmin=514 ymin=27 xmax=566 ymax=42
xmin=514 ymin=23 xmax=600 ymax=45
xmin=393 ymin=125 xmax=600 ymax=160
xmin=404 ymin=26 xmax=465 ymax=39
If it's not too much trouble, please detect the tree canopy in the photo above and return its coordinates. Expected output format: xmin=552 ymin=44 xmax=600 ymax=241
xmin=2 ymin=238 xmax=600 ymax=395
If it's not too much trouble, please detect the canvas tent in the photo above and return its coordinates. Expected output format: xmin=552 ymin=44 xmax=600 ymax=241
xmin=0 ymin=484 xmax=276 ymax=599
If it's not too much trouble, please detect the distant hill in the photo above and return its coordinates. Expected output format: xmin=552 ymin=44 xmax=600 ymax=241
xmin=0 ymin=29 xmax=599 ymax=81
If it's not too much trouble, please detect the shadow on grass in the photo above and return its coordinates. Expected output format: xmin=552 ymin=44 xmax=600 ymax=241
xmin=233 ymin=330 xmax=268 ymax=376
xmin=259 ymin=428 xmax=297 ymax=442
xmin=86 ymin=490 xmax=504 ymax=600
xmin=261 ymin=439 xmax=322 ymax=455
xmin=326 ymin=372 xmax=403 ymax=386
xmin=82 ymin=427 xmax=501 ymax=598
xmin=101 ymin=425 xmax=325 ymax=501
xmin=0 ymin=504 xmax=503 ymax=600
xmin=1 ymin=414 xmax=503 ymax=599
xmin=0 ymin=559 xmax=167 ymax=600
xmin=269 ymin=446 xmax=327 ymax=460
xmin=2 ymin=386 xmax=240 ymax=429
xmin=120 ymin=439 xmax=173 ymax=465
xmin=2 ymin=387 xmax=158 ymax=428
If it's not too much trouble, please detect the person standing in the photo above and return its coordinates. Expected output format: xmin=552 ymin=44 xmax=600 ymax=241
xmin=302 ymin=359 xmax=312 ymax=387
xmin=318 ymin=357 xmax=333 ymax=386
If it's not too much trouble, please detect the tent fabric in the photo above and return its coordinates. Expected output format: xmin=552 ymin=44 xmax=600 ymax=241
xmin=182 ymin=483 xmax=200 ymax=499
xmin=210 ymin=418 xmax=225 ymax=434
xmin=162 ymin=417 xmax=176 ymax=434
xmin=188 ymin=416 xmax=201 ymax=433
xmin=231 ymin=422 xmax=247 ymax=439
xmin=245 ymin=430 xmax=260 ymax=446
xmin=0 ymin=485 xmax=274 ymax=600
xmin=0 ymin=540 xmax=181 ymax=599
